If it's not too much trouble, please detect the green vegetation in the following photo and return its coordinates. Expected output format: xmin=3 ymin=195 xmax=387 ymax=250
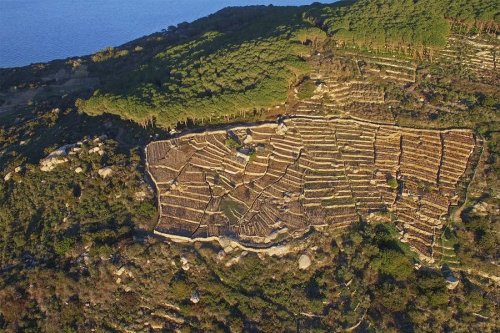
xmin=91 ymin=46 xmax=130 ymax=62
xmin=224 ymin=136 xmax=242 ymax=149
xmin=371 ymin=248 xmax=413 ymax=281
xmin=0 ymin=138 xmax=155 ymax=265
xmin=297 ymin=78 xmax=317 ymax=100
xmin=220 ymin=198 xmax=245 ymax=224
xmin=78 ymin=6 xmax=322 ymax=128
xmin=0 ymin=0 xmax=498 ymax=331
xmin=387 ymin=177 xmax=399 ymax=189
xmin=305 ymin=0 xmax=499 ymax=53
xmin=1 ymin=219 xmax=495 ymax=332
xmin=454 ymin=133 xmax=499 ymax=274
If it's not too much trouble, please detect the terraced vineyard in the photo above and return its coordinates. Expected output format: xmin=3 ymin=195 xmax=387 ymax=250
xmin=146 ymin=117 xmax=476 ymax=261
xmin=438 ymin=33 xmax=498 ymax=83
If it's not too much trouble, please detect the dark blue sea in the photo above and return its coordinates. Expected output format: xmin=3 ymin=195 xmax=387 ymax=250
xmin=0 ymin=0 xmax=324 ymax=68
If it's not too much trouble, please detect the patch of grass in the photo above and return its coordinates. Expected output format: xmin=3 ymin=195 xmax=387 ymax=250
xmin=297 ymin=79 xmax=317 ymax=100
xmin=221 ymin=198 xmax=245 ymax=224
xmin=387 ymin=178 xmax=399 ymax=189
xmin=225 ymin=137 xmax=242 ymax=150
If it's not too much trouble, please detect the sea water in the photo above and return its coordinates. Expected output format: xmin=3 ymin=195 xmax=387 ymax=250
xmin=0 ymin=0 xmax=324 ymax=68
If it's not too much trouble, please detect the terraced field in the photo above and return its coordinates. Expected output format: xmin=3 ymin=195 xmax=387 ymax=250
xmin=294 ymin=50 xmax=420 ymax=124
xmin=438 ymin=34 xmax=498 ymax=83
xmin=146 ymin=117 xmax=476 ymax=260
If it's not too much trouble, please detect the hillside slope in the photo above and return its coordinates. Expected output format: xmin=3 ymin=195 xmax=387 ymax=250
xmin=0 ymin=0 xmax=499 ymax=332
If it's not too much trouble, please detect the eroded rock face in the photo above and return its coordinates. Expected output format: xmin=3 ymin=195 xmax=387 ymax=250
xmin=146 ymin=117 xmax=476 ymax=259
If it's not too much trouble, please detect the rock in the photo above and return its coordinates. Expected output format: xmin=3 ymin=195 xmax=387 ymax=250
xmin=180 ymin=256 xmax=190 ymax=271
xmin=276 ymin=123 xmax=288 ymax=135
xmin=255 ymin=144 xmax=266 ymax=152
xmin=236 ymin=151 xmax=250 ymax=162
xmin=46 ymin=144 xmax=74 ymax=158
xmin=134 ymin=191 xmax=146 ymax=201
xmin=40 ymin=144 xmax=75 ymax=171
xmin=115 ymin=266 xmax=126 ymax=276
xmin=446 ymin=275 xmax=459 ymax=290
xmin=40 ymin=157 xmax=68 ymax=171
xmin=243 ymin=134 xmax=253 ymax=145
xmin=298 ymin=254 xmax=311 ymax=270
xmin=75 ymin=167 xmax=83 ymax=174
xmin=217 ymin=250 xmax=226 ymax=261
xmin=472 ymin=202 xmax=489 ymax=216
xmin=89 ymin=147 xmax=100 ymax=154
xmin=225 ymin=255 xmax=242 ymax=267
xmin=4 ymin=172 xmax=12 ymax=181
xmin=190 ymin=291 xmax=200 ymax=304
xmin=98 ymin=167 xmax=113 ymax=178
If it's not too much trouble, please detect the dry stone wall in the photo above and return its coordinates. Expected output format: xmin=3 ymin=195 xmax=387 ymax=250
xmin=146 ymin=117 xmax=475 ymax=260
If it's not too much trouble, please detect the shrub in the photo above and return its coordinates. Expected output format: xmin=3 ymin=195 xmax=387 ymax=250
xmin=387 ymin=178 xmax=399 ymax=189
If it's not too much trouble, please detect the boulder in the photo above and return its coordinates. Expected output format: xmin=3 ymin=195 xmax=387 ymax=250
xmin=115 ymin=266 xmax=126 ymax=276
xmin=217 ymin=250 xmax=226 ymax=261
xmin=40 ymin=157 xmax=68 ymax=172
xmin=40 ymin=144 xmax=75 ymax=171
xmin=243 ymin=134 xmax=253 ymax=145
xmin=298 ymin=254 xmax=311 ymax=270
xmin=4 ymin=172 xmax=12 ymax=181
xmin=446 ymin=275 xmax=459 ymax=290
xmin=236 ymin=151 xmax=250 ymax=162
xmin=180 ymin=256 xmax=190 ymax=271
xmin=190 ymin=291 xmax=200 ymax=304
xmin=134 ymin=191 xmax=147 ymax=201
xmin=75 ymin=167 xmax=83 ymax=174
xmin=3 ymin=172 xmax=12 ymax=182
xmin=98 ymin=167 xmax=113 ymax=178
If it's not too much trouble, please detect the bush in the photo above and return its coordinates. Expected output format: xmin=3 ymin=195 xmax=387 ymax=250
xmin=54 ymin=237 xmax=77 ymax=256
xmin=371 ymin=249 xmax=413 ymax=281
xmin=297 ymin=79 xmax=317 ymax=100
xmin=387 ymin=178 xmax=399 ymax=189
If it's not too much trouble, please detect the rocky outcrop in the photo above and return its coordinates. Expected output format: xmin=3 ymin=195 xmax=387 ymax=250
xmin=40 ymin=144 xmax=75 ymax=171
